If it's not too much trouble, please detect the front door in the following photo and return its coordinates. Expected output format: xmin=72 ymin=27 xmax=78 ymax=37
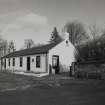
xmin=27 ymin=57 xmax=30 ymax=71
xmin=4 ymin=59 xmax=6 ymax=69
xmin=52 ymin=55 xmax=59 ymax=74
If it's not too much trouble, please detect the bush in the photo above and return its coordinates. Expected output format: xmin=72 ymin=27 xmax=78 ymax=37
xmin=74 ymin=70 xmax=87 ymax=79
xmin=76 ymin=37 xmax=105 ymax=62
xmin=74 ymin=69 xmax=102 ymax=80
xmin=87 ymin=71 xmax=102 ymax=80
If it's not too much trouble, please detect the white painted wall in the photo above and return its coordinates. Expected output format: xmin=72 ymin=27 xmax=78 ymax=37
xmin=4 ymin=57 xmax=27 ymax=71
xmin=2 ymin=54 xmax=47 ymax=73
xmin=30 ymin=54 xmax=47 ymax=73
xmin=49 ymin=39 xmax=76 ymax=73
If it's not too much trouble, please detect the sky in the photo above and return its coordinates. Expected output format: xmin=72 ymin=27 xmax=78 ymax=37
xmin=0 ymin=0 xmax=105 ymax=49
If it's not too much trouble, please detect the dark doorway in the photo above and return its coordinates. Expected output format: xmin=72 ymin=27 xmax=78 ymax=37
xmin=4 ymin=59 xmax=6 ymax=69
xmin=27 ymin=57 xmax=30 ymax=71
xmin=52 ymin=55 xmax=59 ymax=74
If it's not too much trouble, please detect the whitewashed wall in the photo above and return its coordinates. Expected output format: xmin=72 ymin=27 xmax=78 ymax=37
xmin=4 ymin=57 xmax=27 ymax=71
xmin=30 ymin=54 xmax=47 ymax=73
xmin=49 ymin=39 xmax=76 ymax=73
xmin=2 ymin=53 xmax=48 ymax=73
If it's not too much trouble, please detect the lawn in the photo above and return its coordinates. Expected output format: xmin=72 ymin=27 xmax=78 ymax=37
xmin=0 ymin=71 xmax=105 ymax=105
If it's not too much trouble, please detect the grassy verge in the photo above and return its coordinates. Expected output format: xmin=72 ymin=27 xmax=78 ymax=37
xmin=0 ymin=71 xmax=105 ymax=105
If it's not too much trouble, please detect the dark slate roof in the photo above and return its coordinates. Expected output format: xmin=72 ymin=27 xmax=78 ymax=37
xmin=2 ymin=41 xmax=61 ymax=58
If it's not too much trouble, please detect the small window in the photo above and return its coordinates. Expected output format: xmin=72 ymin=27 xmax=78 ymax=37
xmin=66 ymin=40 xmax=69 ymax=46
xmin=4 ymin=59 xmax=6 ymax=68
xmin=36 ymin=56 xmax=41 ymax=68
xmin=13 ymin=58 xmax=15 ymax=66
xmin=8 ymin=58 xmax=10 ymax=66
xmin=20 ymin=57 xmax=23 ymax=67
xmin=32 ymin=58 xmax=34 ymax=62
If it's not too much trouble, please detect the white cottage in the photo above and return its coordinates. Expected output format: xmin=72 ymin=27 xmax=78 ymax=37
xmin=1 ymin=34 xmax=77 ymax=75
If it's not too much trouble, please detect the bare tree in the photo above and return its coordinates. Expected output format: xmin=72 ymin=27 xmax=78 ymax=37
xmin=0 ymin=40 xmax=8 ymax=57
xmin=88 ymin=23 xmax=104 ymax=52
xmin=89 ymin=24 xmax=102 ymax=40
xmin=2 ymin=40 xmax=8 ymax=56
xmin=24 ymin=39 xmax=35 ymax=49
xmin=8 ymin=40 xmax=16 ymax=53
xmin=64 ymin=21 xmax=89 ymax=45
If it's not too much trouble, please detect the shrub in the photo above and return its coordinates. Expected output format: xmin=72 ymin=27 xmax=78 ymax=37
xmin=76 ymin=37 xmax=105 ymax=62
xmin=87 ymin=71 xmax=102 ymax=80
xmin=74 ymin=65 xmax=103 ymax=80
xmin=74 ymin=70 xmax=87 ymax=79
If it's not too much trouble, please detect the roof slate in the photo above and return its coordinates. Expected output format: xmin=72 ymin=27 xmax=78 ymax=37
xmin=2 ymin=41 xmax=61 ymax=58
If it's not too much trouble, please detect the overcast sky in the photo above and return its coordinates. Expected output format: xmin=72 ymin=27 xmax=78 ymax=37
xmin=0 ymin=0 xmax=105 ymax=49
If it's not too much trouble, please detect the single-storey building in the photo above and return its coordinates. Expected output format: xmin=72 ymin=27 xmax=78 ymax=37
xmin=1 ymin=33 xmax=77 ymax=75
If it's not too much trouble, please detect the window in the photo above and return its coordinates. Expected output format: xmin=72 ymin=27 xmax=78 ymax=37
xmin=32 ymin=58 xmax=34 ymax=62
xmin=66 ymin=40 xmax=69 ymax=46
xmin=8 ymin=58 xmax=10 ymax=66
xmin=20 ymin=57 xmax=23 ymax=67
xmin=36 ymin=56 xmax=41 ymax=68
xmin=13 ymin=58 xmax=15 ymax=66
xmin=52 ymin=55 xmax=59 ymax=67
xmin=4 ymin=59 xmax=6 ymax=68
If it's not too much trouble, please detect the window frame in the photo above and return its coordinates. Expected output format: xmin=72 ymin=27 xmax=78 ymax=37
xmin=4 ymin=59 xmax=6 ymax=68
xmin=36 ymin=56 xmax=41 ymax=68
xmin=20 ymin=57 xmax=23 ymax=67
xmin=8 ymin=58 xmax=10 ymax=66
xmin=13 ymin=58 xmax=15 ymax=66
xmin=52 ymin=55 xmax=59 ymax=67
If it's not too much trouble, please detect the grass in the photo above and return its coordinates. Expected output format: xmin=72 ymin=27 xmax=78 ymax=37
xmin=0 ymin=71 xmax=105 ymax=105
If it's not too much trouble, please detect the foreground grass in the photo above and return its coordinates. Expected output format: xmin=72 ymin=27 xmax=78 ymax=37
xmin=0 ymin=71 xmax=105 ymax=105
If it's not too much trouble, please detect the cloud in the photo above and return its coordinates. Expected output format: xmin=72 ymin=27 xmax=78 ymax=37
xmin=2 ymin=13 xmax=48 ymax=32
xmin=1 ymin=13 xmax=50 ymax=49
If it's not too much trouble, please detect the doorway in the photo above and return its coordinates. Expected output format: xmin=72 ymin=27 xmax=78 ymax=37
xmin=27 ymin=57 xmax=30 ymax=71
xmin=4 ymin=59 xmax=6 ymax=69
xmin=52 ymin=55 xmax=59 ymax=74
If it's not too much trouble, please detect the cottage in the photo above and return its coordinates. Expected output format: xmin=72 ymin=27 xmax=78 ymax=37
xmin=1 ymin=33 xmax=77 ymax=75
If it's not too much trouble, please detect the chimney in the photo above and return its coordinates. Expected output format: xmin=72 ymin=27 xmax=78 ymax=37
xmin=64 ymin=32 xmax=69 ymax=40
